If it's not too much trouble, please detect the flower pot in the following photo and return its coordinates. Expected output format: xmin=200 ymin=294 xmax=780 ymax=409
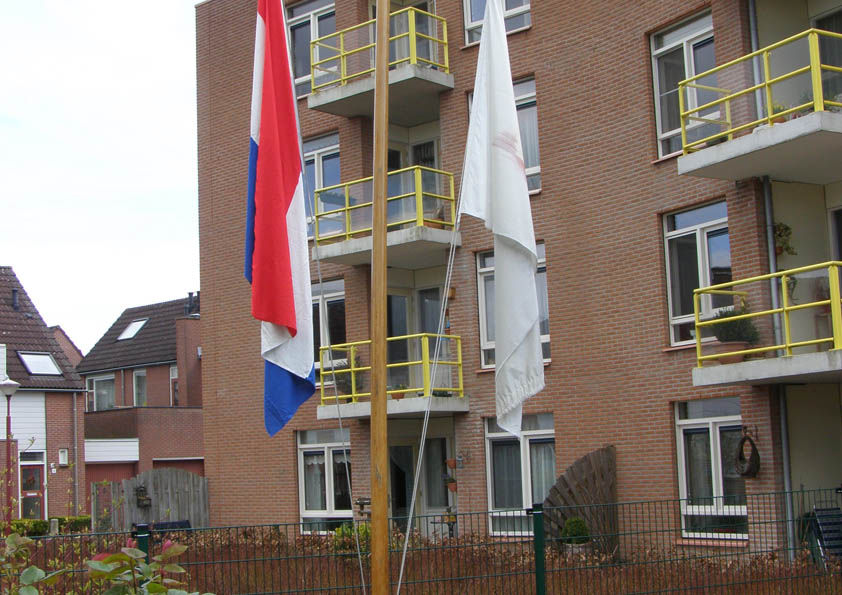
xmin=446 ymin=482 xmax=457 ymax=493
xmin=445 ymin=458 xmax=457 ymax=469
xmin=708 ymin=341 xmax=749 ymax=364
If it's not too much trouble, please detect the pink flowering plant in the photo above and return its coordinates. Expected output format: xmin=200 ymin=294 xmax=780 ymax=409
xmin=86 ymin=538 xmax=212 ymax=594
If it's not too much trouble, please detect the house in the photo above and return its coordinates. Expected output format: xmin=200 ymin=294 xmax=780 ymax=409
xmin=76 ymin=294 xmax=203 ymax=512
xmin=195 ymin=0 xmax=842 ymax=547
xmin=0 ymin=266 xmax=85 ymax=520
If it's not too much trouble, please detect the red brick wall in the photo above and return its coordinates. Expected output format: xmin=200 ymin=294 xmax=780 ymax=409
xmin=44 ymin=392 xmax=86 ymax=517
xmin=0 ymin=440 xmax=19 ymax=519
xmin=85 ymin=462 xmax=136 ymax=514
xmin=176 ymin=317 xmax=202 ymax=407
xmin=152 ymin=459 xmax=205 ymax=476
xmin=197 ymin=0 xmax=783 ymax=527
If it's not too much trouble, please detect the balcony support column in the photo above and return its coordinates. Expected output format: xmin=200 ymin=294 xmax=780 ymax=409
xmin=829 ymin=264 xmax=842 ymax=350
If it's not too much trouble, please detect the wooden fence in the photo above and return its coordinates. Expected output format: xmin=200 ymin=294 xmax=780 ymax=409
xmin=91 ymin=468 xmax=209 ymax=532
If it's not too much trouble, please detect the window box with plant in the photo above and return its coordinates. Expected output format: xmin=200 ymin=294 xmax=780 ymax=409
xmin=709 ymin=306 xmax=760 ymax=363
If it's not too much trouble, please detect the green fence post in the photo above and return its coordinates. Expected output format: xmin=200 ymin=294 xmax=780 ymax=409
xmin=133 ymin=522 xmax=150 ymax=563
xmin=532 ymin=503 xmax=546 ymax=595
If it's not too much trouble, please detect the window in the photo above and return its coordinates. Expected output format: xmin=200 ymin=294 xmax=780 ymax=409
xmin=468 ymin=78 xmax=541 ymax=192
xmin=651 ymin=13 xmax=716 ymax=157
xmin=298 ymin=428 xmax=352 ymax=531
xmin=486 ymin=413 xmax=555 ymax=534
xmin=304 ymin=134 xmax=341 ymax=238
xmin=117 ymin=318 xmax=148 ymax=340
xmin=477 ymin=242 xmax=549 ymax=367
xmin=288 ymin=0 xmax=336 ymax=96
xmin=170 ymin=365 xmax=179 ymax=406
xmin=17 ymin=352 xmax=61 ymax=376
xmin=464 ymin=0 xmax=531 ymax=44
xmin=133 ymin=369 xmax=147 ymax=407
xmin=675 ymin=397 xmax=747 ymax=538
xmin=86 ymin=375 xmax=115 ymax=411
xmin=515 ymin=79 xmax=541 ymax=191
xmin=663 ymin=201 xmax=730 ymax=345
xmin=312 ymin=279 xmax=346 ymax=368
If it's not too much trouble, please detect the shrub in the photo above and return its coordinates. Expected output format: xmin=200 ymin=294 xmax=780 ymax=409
xmin=712 ymin=306 xmax=760 ymax=345
xmin=11 ymin=519 xmax=50 ymax=537
xmin=561 ymin=517 xmax=590 ymax=545
xmin=332 ymin=522 xmax=370 ymax=554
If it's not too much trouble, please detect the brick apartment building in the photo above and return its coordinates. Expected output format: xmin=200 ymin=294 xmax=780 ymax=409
xmin=76 ymin=294 xmax=203 ymax=512
xmin=197 ymin=0 xmax=842 ymax=544
xmin=0 ymin=266 xmax=86 ymax=520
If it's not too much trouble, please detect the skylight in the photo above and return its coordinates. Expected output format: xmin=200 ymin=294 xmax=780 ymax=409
xmin=18 ymin=352 xmax=62 ymax=375
xmin=117 ymin=318 xmax=148 ymax=340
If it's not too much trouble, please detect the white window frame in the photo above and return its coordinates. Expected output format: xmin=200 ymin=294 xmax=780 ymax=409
xmin=477 ymin=242 xmax=549 ymax=368
xmin=464 ymin=0 xmax=531 ymax=45
xmin=313 ymin=279 xmax=346 ymax=375
xmin=467 ymin=78 xmax=540 ymax=193
xmin=674 ymin=402 xmax=747 ymax=540
xmin=651 ymin=12 xmax=715 ymax=158
xmin=86 ymin=375 xmax=115 ymax=412
xmin=169 ymin=365 xmax=178 ymax=406
xmin=663 ymin=201 xmax=729 ymax=346
xmin=485 ymin=414 xmax=555 ymax=536
xmin=17 ymin=352 xmax=61 ymax=376
xmin=304 ymin=135 xmax=340 ymax=239
xmin=288 ymin=0 xmax=336 ymax=96
xmin=297 ymin=429 xmax=353 ymax=533
xmin=117 ymin=318 xmax=148 ymax=340
xmin=514 ymin=78 xmax=541 ymax=192
xmin=133 ymin=368 xmax=147 ymax=407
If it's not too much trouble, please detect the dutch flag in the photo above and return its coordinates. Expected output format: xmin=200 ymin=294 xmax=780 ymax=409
xmin=245 ymin=0 xmax=315 ymax=436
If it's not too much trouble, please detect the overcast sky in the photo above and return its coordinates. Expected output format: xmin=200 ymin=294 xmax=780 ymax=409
xmin=1 ymin=1 xmax=201 ymax=355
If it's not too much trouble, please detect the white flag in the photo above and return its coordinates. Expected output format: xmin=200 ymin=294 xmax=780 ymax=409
xmin=459 ymin=0 xmax=544 ymax=437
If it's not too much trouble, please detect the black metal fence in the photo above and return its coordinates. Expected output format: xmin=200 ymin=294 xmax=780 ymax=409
xmin=17 ymin=488 xmax=842 ymax=593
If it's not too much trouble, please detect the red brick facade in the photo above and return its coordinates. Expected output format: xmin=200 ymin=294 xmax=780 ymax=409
xmin=197 ymin=0 xmax=789 ymax=528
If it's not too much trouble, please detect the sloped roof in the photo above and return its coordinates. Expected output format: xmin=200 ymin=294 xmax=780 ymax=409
xmin=77 ymin=294 xmax=199 ymax=374
xmin=0 ymin=266 xmax=84 ymax=391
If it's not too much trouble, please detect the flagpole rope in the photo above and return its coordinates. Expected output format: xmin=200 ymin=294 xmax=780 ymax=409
xmin=395 ymin=182 xmax=465 ymax=594
xmin=282 ymin=6 xmax=366 ymax=590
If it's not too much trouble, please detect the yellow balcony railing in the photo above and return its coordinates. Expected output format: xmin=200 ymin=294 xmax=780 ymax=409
xmin=318 ymin=333 xmax=463 ymax=405
xmin=694 ymin=261 xmax=842 ymax=367
xmin=313 ymin=165 xmax=455 ymax=245
xmin=679 ymin=29 xmax=842 ymax=154
xmin=310 ymin=7 xmax=449 ymax=93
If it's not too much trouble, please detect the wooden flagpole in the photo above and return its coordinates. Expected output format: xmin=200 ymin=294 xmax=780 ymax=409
xmin=370 ymin=0 xmax=390 ymax=592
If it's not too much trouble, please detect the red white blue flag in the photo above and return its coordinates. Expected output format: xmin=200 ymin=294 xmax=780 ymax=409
xmin=245 ymin=0 xmax=315 ymax=436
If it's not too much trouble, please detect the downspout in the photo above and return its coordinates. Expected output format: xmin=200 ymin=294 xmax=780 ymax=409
xmin=72 ymin=391 xmax=79 ymax=514
xmin=750 ymin=0 xmax=795 ymax=557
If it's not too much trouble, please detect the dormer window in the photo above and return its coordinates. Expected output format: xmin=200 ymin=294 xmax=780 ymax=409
xmin=117 ymin=318 xmax=148 ymax=340
xmin=18 ymin=352 xmax=61 ymax=376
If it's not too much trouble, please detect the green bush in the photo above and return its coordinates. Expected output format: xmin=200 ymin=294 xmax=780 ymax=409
xmin=10 ymin=519 xmax=49 ymax=537
xmin=712 ymin=306 xmax=760 ymax=344
xmin=561 ymin=516 xmax=589 ymax=545
xmin=55 ymin=515 xmax=91 ymax=534
xmin=332 ymin=522 xmax=370 ymax=553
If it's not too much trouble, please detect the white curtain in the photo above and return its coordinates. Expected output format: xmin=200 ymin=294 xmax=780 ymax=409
xmin=492 ymin=440 xmax=522 ymax=509
xmin=303 ymin=452 xmax=326 ymax=510
xmin=529 ymin=439 xmax=555 ymax=505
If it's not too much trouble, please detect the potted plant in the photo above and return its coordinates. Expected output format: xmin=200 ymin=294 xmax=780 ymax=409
xmin=443 ymin=475 xmax=457 ymax=492
xmin=711 ymin=306 xmax=760 ymax=363
xmin=774 ymin=222 xmax=797 ymax=256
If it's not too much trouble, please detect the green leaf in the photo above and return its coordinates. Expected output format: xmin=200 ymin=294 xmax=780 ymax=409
xmin=20 ymin=565 xmax=46 ymax=585
xmin=121 ymin=547 xmax=148 ymax=559
xmin=166 ymin=590 xmax=190 ymax=595
xmin=103 ymin=552 xmax=132 ymax=564
xmin=162 ymin=577 xmax=185 ymax=586
xmin=103 ymin=586 xmax=130 ymax=595
xmin=146 ymin=583 xmax=168 ymax=593
xmin=18 ymin=585 xmax=38 ymax=595
xmin=42 ymin=568 xmax=68 ymax=586
xmin=160 ymin=544 xmax=187 ymax=559
xmin=163 ymin=563 xmax=186 ymax=574
xmin=87 ymin=560 xmax=116 ymax=573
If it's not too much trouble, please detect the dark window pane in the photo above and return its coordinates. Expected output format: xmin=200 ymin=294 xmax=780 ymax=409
xmin=668 ymin=234 xmax=700 ymax=318
xmin=685 ymin=514 xmax=748 ymax=534
xmin=326 ymin=298 xmax=345 ymax=345
xmin=707 ymin=228 xmax=731 ymax=307
xmin=719 ymin=425 xmax=746 ymax=506
xmin=492 ymin=440 xmax=523 ymax=509
xmin=668 ymin=202 xmax=727 ymax=231
xmin=657 ymin=47 xmax=685 ymax=134
xmin=683 ymin=428 xmax=713 ymax=505
xmin=333 ymin=449 xmax=351 ymax=510
xmin=290 ymin=22 xmax=311 ymax=81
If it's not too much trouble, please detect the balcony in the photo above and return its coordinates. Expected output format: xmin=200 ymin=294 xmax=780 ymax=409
xmin=316 ymin=333 xmax=468 ymax=420
xmin=307 ymin=7 xmax=453 ymax=127
xmin=677 ymin=29 xmax=842 ymax=184
xmin=311 ymin=165 xmax=460 ymax=268
xmin=85 ymin=406 xmax=203 ymax=439
xmin=691 ymin=262 xmax=842 ymax=387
